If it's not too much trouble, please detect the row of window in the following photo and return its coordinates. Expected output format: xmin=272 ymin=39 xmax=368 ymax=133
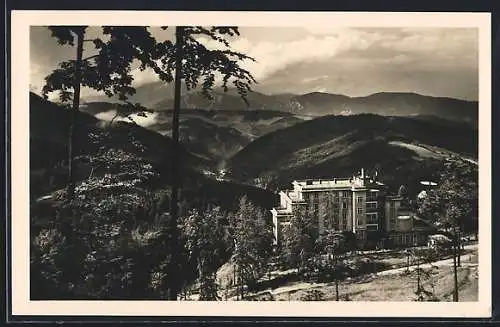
xmin=306 ymin=191 xmax=380 ymax=204
xmin=391 ymin=233 xmax=417 ymax=245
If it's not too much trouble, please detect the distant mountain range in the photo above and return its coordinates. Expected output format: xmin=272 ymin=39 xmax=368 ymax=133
xmin=40 ymin=83 xmax=479 ymax=199
xmin=81 ymin=83 xmax=478 ymax=126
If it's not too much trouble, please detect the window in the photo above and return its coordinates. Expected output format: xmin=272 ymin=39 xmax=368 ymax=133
xmin=405 ymin=234 xmax=411 ymax=245
xmin=367 ymin=191 xmax=378 ymax=202
xmin=356 ymin=196 xmax=363 ymax=203
xmin=367 ymin=213 xmax=378 ymax=223
xmin=357 ymin=207 xmax=363 ymax=214
xmin=366 ymin=202 xmax=377 ymax=210
xmin=342 ymin=202 xmax=348 ymax=209
xmin=342 ymin=211 xmax=347 ymax=219
xmin=342 ymin=191 xmax=348 ymax=197
xmin=357 ymin=219 xmax=362 ymax=226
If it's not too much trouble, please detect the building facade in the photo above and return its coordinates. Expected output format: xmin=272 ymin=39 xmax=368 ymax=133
xmin=384 ymin=196 xmax=435 ymax=247
xmin=271 ymin=169 xmax=387 ymax=248
xmin=271 ymin=169 xmax=435 ymax=249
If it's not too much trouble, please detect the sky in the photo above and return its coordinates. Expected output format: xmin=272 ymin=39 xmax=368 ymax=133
xmin=30 ymin=26 xmax=479 ymax=102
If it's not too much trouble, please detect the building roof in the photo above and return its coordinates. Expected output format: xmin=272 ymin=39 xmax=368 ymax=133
xmin=293 ymin=177 xmax=385 ymax=191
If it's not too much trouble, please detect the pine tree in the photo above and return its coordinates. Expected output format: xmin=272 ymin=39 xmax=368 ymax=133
xmin=281 ymin=210 xmax=318 ymax=273
xmin=231 ymin=196 xmax=273 ymax=299
xmin=180 ymin=207 xmax=229 ymax=301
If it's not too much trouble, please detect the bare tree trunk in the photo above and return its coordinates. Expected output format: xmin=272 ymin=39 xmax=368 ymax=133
xmin=457 ymin=228 xmax=461 ymax=267
xmin=452 ymin=235 xmax=459 ymax=302
xmin=67 ymin=27 xmax=85 ymax=200
xmin=416 ymin=256 xmax=421 ymax=294
xmin=239 ymin=267 xmax=244 ymax=300
xmin=335 ymin=253 xmax=339 ymax=301
xmin=166 ymin=26 xmax=184 ymax=301
xmin=234 ymin=264 xmax=238 ymax=300
xmin=109 ymin=112 xmax=119 ymax=126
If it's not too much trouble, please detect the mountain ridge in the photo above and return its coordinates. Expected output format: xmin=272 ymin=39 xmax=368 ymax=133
xmin=71 ymin=84 xmax=477 ymax=127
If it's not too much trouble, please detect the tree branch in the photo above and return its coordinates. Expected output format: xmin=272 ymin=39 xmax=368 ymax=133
xmin=82 ymin=54 xmax=99 ymax=61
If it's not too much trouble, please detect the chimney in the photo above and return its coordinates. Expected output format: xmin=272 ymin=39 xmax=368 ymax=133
xmin=361 ymin=168 xmax=365 ymax=179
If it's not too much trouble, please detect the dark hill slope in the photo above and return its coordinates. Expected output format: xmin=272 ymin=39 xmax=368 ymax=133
xmin=78 ymin=102 xmax=304 ymax=166
xmin=29 ymin=92 xmax=275 ymax=211
xmin=227 ymin=114 xmax=477 ymax=194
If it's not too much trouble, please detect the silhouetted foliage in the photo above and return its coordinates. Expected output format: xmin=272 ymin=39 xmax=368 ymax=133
xmin=42 ymin=26 xmax=162 ymax=198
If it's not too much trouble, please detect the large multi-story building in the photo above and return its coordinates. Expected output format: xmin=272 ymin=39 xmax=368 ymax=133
xmin=271 ymin=169 xmax=435 ymax=249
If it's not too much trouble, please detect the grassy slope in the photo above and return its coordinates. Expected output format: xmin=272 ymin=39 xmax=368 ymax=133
xmin=269 ymin=264 xmax=478 ymax=302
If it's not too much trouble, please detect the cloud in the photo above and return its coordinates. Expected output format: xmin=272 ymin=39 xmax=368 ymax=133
xmin=30 ymin=26 xmax=478 ymax=102
xmin=250 ymin=27 xmax=478 ymax=100
xmin=302 ymin=75 xmax=329 ymax=83
xmin=128 ymin=111 xmax=159 ymax=127
xmin=198 ymin=27 xmax=477 ymax=87
xmin=217 ymin=29 xmax=377 ymax=80
xmin=95 ymin=109 xmax=159 ymax=128
xmin=95 ymin=110 xmax=118 ymax=121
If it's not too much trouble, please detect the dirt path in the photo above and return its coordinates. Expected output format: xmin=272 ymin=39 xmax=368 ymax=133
xmin=238 ymin=245 xmax=478 ymax=300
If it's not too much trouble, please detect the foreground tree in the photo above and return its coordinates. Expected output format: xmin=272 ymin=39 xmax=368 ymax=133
xmin=181 ymin=207 xmax=231 ymax=300
xmin=42 ymin=26 xmax=160 ymax=199
xmin=42 ymin=25 xmax=256 ymax=300
xmin=230 ymin=196 xmax=273 ymax=299
xmin=144 ymin=26 xmax=256 ymax=300
xmin=319 ymin=230 xmax=347 ymax=301
xmin=418 ymin=159 xmax=478 ymax=302
xmin=31 ymin=140 xmax=170 ymax=299
xmin=281 ymin=210 xmax=318 ymax=273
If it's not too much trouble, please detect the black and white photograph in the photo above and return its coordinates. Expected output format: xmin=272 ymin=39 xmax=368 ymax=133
xmin=10 ymin=10 xmax=491 ymax=317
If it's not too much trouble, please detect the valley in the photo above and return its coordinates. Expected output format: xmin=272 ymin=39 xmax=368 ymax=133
xmin=76 ymin=88 xmax=478 ymax=192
